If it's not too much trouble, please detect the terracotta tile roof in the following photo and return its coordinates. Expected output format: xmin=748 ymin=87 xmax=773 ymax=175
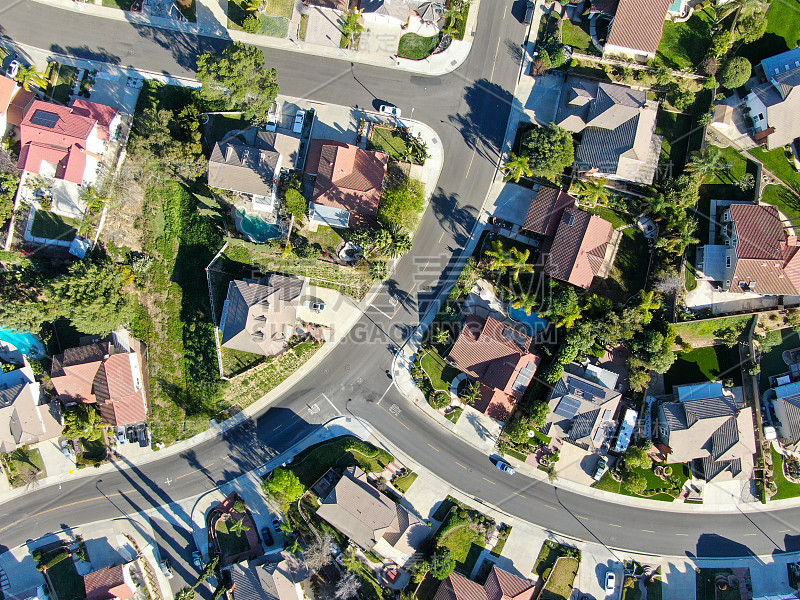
xmin=21 ymin=99 xmax=96 ymax=145
xmin=18 ymin=141 xmax=87 ymax=184
xmin=544 ymin=208 xmax=613 ymax=288
xmin=0 ymin=75 xmax=17 ymax=116
xmin=306 ymin=139 xmax=388 ymax=227
xmin=84 ymin=565 xmax=134 ymax=600
xmin=434 ymin=568 xmax=533 ymax=600
xmin=70 ymin=98 xmax=119 ymax=141
xmin=605 ymin=0 xmax=671 ymax=55
xmin=433 ymin=571 xmax=488 ymax=600
xmin=522 ymin=187 xmax=575 ymax=236
xmin=6 ymin=88 xmax=35 ymax=127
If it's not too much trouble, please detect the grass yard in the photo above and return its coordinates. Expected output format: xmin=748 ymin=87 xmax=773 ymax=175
xmin=255 ymin=15 xmax=289 ymax=37
xmin=227 ymin=0 xmax=293 ymax=27
xmin=739 ymin=0 xmax=800 ymax=65
xmin=595 ymin=225 xmax=649 ymax=303
xmin=420 ymin=348 xmax=459 ymax=392
xmin=287 ymin=436 xmax=393 ymax=487
xmin=664 ymin=345 xmax=743 ymax=392
xmin=771 ymin=448 xmax=800 ymax=500
xmin=369 ymin=126 xmax=410 ymax=160
xmin=759 ymin=327 xmax=799 ymax=390
xmin=541 ymin=556 xmax=579 ymax=600
xmin=673 ymin=315 xmax=752 ymax=347
xmin=30 ymin=211 xmax=78 ymax=241
xmin=700 ymin=145 xmax=758 ymax=203
xmin=748 ymin=146 xmax=800 ymax=221
xmin=262 ymin=0 xmax=294 ymax=17
xmin=560 ymin=18 xmax=593 ymax=53
xmin=301 ymin=225 xmax=345 ymax=254
xmin=393 ymin=471 xmax=417 ymax=493
xmin=299 ymin=13 xmax=309 ymax=40
xmin=696 ymin=568 xmax=740 ymax=600
xmin=438 ymin=524 xmax=485 ymax=575
xmin=397 ymin=33 xmax=440 ymax=60
xmin=102 ymin=0 xmax=134 ymax=9
xmin=592 ymin=463 xmax=688 ymax=502
xmin=221 ymin=346 xmax=265 ymax=378
xmin=46 ymin=553 xmax=85 ymax=600
xmin=2 ymin=447 xmax=47 ymax=488
xmin=80 ymin=437 xmax=107 ymax=461
xmin=215 ymin=521 xmax=251 ymax=558
xmin=432 ymin=496 xmax=458 ymax=521
xmin=445 ymin=407 xmax=463 ymax=424
xmin=588 ymin=206 xmax=629 ymax=229
xmin=50 ymin=64 xmax=78 ymax=105
xmin=656 ymin=6 xmax=715 ymax=70
xmin=656 ymin=111 xmax=694 ymax=174
xmin=623 ymin=580 xmax=663 ymax=600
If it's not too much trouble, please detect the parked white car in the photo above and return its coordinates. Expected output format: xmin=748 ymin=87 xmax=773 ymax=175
xmin=604 ymin=571 xmax=616 ymax=593
xmin=379 ymin=105 xmax=401 ymax=118
xmin=303 ymin=300 xmax=326 ymax=313
xmin=293 ymin=109 xmax=306 ymax=133
xmin=6 ymin=60 xmax=20 ymax=80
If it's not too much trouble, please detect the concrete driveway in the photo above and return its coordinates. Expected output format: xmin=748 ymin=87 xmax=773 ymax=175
xmin=297 ymin=284 xmax=360 ymax=339
xmin=575 ymin=555 xmax=621 ymax=600
xmin=452 ymin=407 xmax=502 ymax=453
xmin=304 ymin=7 xmax=342 ymax=48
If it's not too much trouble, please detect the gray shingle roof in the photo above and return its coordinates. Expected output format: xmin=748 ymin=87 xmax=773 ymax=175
xmin=208 ymin=135 xmax=280 ymax=197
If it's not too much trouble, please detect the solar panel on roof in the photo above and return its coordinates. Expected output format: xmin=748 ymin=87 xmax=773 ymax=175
xmin=554 ymin=396 xmax=581 ymax=419
xmin=567 ymin=376 xmax=605 ymax=401
xmin=31 ymin=110 xmax=60 ymax=129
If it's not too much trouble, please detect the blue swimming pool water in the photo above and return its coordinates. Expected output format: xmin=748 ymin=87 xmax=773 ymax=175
xmin=238 ymin=210 xmax=280 ymax=243
xmin=0 ymin=327 xmax=45 ymax=357
xmin=508 ymin=306 xmax=549 ymax=335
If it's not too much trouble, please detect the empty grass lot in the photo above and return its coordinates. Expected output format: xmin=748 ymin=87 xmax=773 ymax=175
xmin=656 ymin=6 xmax=715 ymax=70
xmin=30 ymin=211 xmax=78 ymax=240
xmin=397 ymin=33 xmax=440 ymax=60
xmin=664 ymin=345 xmax=743 ymax=392
xmin=672 ymin=315 xmax=752 ymax=347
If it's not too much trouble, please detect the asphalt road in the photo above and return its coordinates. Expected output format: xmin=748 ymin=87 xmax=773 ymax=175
xmin=1 ymin=0 xmax=799 ymax=560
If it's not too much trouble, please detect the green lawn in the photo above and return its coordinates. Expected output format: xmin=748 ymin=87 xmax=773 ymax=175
xmin=299 ymin=13 xmax=309 ymax=40
xmin=561 ymin=18 xmax=593 ymax=53
xmin=772 ymin=448 xmax=800 ymax=500
xmin=532 ymin=540 xmax=567 ymax=578
xmin=262 ymin=0 xmax=294 ymax=17
xmin=445 ymin=407 xmax=463 ymax=424
xmin=51 ymin=64 xmax=78 ymax=105
xmin=432 ymin=496 xmax=458 ymax=521
xmin=2 ymin=447 xmax=47 ymax=488
xmin=588 ymin=205 xmax=629 ymax=229
xmin=81 ymin=437 xmax=107 ymax=461
xmin=623 ymin=580 xmax=663 ymax=600
xmin=286 ymin=437 xmax=393 ymax=487
xmin=438 ymin=524 xmax=485 ymax=575
xmin=301 ymin=225 xmax=345 ymax=254
xmin=739 ymin=0 xmax=800 ymax=65
xmin=759 ymin=327 xmax=799 ymax=390
xmin=45 ymin=552 xmax=85 ymax=600
xmin=31 ymin=211 xmax=78 ymax=241
xmin=370 ymin=126 xmax=410 ymax=160
xmin=228 ymin=0 xmax=293 ymax=27
xmin=420 ymin=349 xmax=459 ymax=392
xmin=393 ymin=471 xmax=417 ymax=493
xmin=597 ymin=225 xmax=649 ymax=303
xmin=397 ymin=33 xmax=440 ymax=60
xmin=748 ymin=146 xmax=800 ymax=221
xmin=673 ymin=315 xmax=752 ymax=347
xmin=700 ymin=145 xmax=758 ymax=203
xmin=541 ymin=557 xmax=579 ymax=600
xmin=664 ymin=345 xmax=743 ymax=392
xmin=656 ymin=111 xmax=693 ymax=174
xmin=221 ymin=346 xmax=264 ymax=378
xmin=256 ymin=15 xmax=289 ymax=37
xmin=656 ymin=6 xmax=715 ymax=70
xmin=102 ymin=0 xmax=134 ymax=9
xmin=593 ymin=464 xmax=688 ymax=502
xmin=206 ymin=113 xmax=247 ymax=144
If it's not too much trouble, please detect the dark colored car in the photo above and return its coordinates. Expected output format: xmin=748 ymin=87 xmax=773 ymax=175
xmin=272 ymin=517 xmax=282 ymax=534
xmin=126 ymin=426 xmax=137 ymax=444
xmin=136 ymin=423 xmax=149 ymax=447
xmin=260 ymin=526 xmax=274 ymax=546
xmin=523 ymin=0 xmax=535 ymax=25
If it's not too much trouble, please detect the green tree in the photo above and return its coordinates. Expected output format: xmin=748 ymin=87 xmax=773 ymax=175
xmin=370 ymin=261 xmax=390 ymax=281
xmin=504 ymin=418 xmax=531 ymax=445
xmin=63 ymin=405 xmax=103 ymax=441
xmin=460 ymin=380 xmax=481 ymax=406
xmin=715 ymin=325 xmax=740 ymax=347
xmin=635 ymin=290 xmax=661 ymax=325
xmin=541 ymin=284 xmax=582 ymax=328
xmin=528 ymin=401 xmax=549 ymax=428
xmin=709 ymin=30 xmax=732 ymax=58
xmin=228 ymin=516 xmax=250 ymax=537
xmin=340 ymin=10 xmax=365 ymax=49
xmin=263 ymin=467 xmax=306 ymax=506
xmin=378 ymin=176 xmax=425 ymax=229
xmin=736 ymin=173 xmax=755 ymax=191
xmin=736 ymin=6 xmax=768 ymax=43
xmin=197 ymin=43 xmax=279 ymax=124
xmin=530 ymin=49 xmax=552 ymax=76
xmin=540 ymin=362 xmax=564 ymax=384
xmin=14 ymin=65 xmax=48 ymax=92
xmin=430 ymin=547 xmax=456 ymax=580
xmin=433 ymin=329 xmax=450 ymax=345
xmin=502 ymin=152 xmax=533 ymax=183
xmin=176 ymin=589 xmax=195 ymax=600
xmin=383 ymin=224 xmax=413 ymax=257
xmin=621 ymin=470 xmax=647 ymax=494
xmin=572 ymin=177 xmax=609 ymax=207
xmin=484 ymin=241 xmax=534 ymax=281
xmin=512 ymin=291 xmax=538 ymax=316
xmin=0 ymin=171 xmax=19 ymax=224
xmin=624 ymin=445 xmax=651 ymax=470
xmin=720 ymin=57 xmax=752 ymax=89
xmin=50 ymin=261 xmax=132 ymax=335
xmin=284 ymin=188 xmax=307 ymax=221
xmin=520 ymin=123 xmax=575 ymax=179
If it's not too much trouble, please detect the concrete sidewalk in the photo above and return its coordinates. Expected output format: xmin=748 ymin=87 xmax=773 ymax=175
xmin=28 ymin=0 xmax=477 ymax=77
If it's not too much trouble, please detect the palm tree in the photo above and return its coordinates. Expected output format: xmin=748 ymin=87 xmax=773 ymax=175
xmin=501 ymin=153 xmax=533 ymax=183
xmin=228 ymin=516 xmax=251 ymax=537
xmin=176 ymin=589 xmax=195 ymax=600
xmin=460 ymin=381 xmax=481 ymax=406
xmin=484 ymin=241 xmax=534 ymax=281
xmin=244 ymin=0 xmax=262 ymax=12
xmin=657 ymin=220 xmax=699 ymax=255
xmin=636 ymin=290 xmax=662 ymax=324
xmin=573 ymin=177 xmax=610 ymax=207
xmin=15 ymin=65 xmax=48 ymax=92
xmin=512 ymin=292 xmax=538 ymax=316
xmin=433 ymin=329 xmax=450 ymax=345
xmin=383 ymin=223 xmax=413 ymax=257
xmin=685 ymin=147 xmax=724 ymax=180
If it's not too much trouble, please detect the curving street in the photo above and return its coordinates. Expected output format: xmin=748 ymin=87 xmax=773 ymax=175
xmin=0 ymin=0 xmax=798 ymax=560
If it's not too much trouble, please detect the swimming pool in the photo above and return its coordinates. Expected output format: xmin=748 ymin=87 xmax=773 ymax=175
xmin=508 ymin=306 xmax=549 ymax=335
xmin=0 ymin=327 xmax=45 ymax=357
xmin=237 ymin=209 xmax=281 ymax=243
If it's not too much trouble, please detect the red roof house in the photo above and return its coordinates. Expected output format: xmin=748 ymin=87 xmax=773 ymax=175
xmin=50 ymin=334 xmax=149 ymax=427
xmin=83 ymin=565 xmax=135 ymax=600
xmin=543 ymin=207 xmax=614 ymax=289
xmin=70 ymin=98 xmax=119 ymax=141
xmin=434 ymin=566 xmax=535 ymax=600
xmin=0 ymin=74 xmax=35 ymax=132
xmin=305 ymin=139 xmax=388 ymax=228
xmin=522 ymin=186 xmax=576 ymax=237
xmin=446 ymin=315 xmax=540 ymax=422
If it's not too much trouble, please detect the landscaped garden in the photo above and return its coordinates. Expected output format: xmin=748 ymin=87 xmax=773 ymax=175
xmin=35 ymin=548 xmax=85 ymax=600
xmin=398 ymin=33 xmax=441 ymax=60
xmin=540 ymin=556 xmax=580 ymax=600
xmin=656 ymin=111 xmax=694 ymax=174
xmin=419 ymin=348 xmax=459 ymax=393
xmin=739 ymin=0 xmax=800 ymax=65
xmin=283 ymin=436 xmax=393 ymax=487
xmin=758 ymin=326 xmax=799 ymax=389
xmin=30 ymin=211 xmax=78 ymax=241
xmin=227 ymin=0 xmax=293 ymax=34
xmin=1 ymin=447 xmax=47 ymax=488
xmin=391 ymin=470 xmax=418 ymax=493
xmin=208 ymin=494 xmax=259 ymax=565
xmin=48 ymin=63 xmax=79 ymax=105
xmin=435 ymin=501 xmax=495 ymax=576
xmin=664 ymin=344 xmax=743 ymax=392
xmin=699 ymin=145 xmax=758 ymax=205
xmin=560 ymin=17 xmax=594 ymax=54
xmin=771 ymin=448 xmax=800 ymax=501
xmin=593 ymin=462 xmax=689 ymax=502
xmin=672 ymin=315 xmax=752 ymax=347
xmin=368 ymin=125 xmax=430 ymax=164
xmin=696 ymin=568 xmax=742 ymax=600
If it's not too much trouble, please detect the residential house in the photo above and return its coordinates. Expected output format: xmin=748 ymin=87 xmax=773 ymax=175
xmin=744 ymin=48 xmax=800 ymax=150
xmin=361 ymin=0 xmax=444 ymax=25
xmin=543 ymin=363 xmax=622 ymax=453
xmin=50 ymin=330 xmax=149 ymax=428
xmin=603 ymin=0 xmax=672 ymax=62
xmin=18 ymin=98 xmax=119 ymax=187
xmin=433 ymin=566 xmax=534 ymax=600
xmin=219 ymin=273 xmax=304 ymax=356
xmin=208 ymin=129 xmax=300 ymax=213
xmin=230 ymin=555 xmax=309 ymax=600
xmin=83 ymin=564 xmax=136 ymax=600
xmin=0 ymin=74 xmax=35 ymax=136
xmin=555 ymin=77 xmax=662 ymax=184
xmin=0 ymin=362 xmax=62 ymax=453
xmin=446 ymin=315 xmax=540 ymax=422
xmin=316 ymin=466 xmax=432 ymax=567
xmin=654 ymin=382 xmax=755 ymax=481
xmin=305 ymin=139 xmax=388 ymax=228
xmin=772 ymin=380 xmax=800 ymax=450
xmin=522 ymin=187 xmax=614 ymax=289
xmin=697 ymin=203 xmax=800 ymax=295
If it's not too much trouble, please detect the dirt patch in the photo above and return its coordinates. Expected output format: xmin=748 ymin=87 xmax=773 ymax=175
xmin=102 ymin=163 xmax=146 ymax=252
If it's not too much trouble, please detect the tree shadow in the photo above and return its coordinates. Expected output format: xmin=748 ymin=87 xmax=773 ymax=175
xmin=429 ymin=188 xmax=478 ymax=248
xmin=49 ymin=44 xmax=122 ymax=65
xmin=448 ymin=78 xmax=514 ymax=165
xmin=125 ymin=23 xmax=229 ymax=73
xmin=504 ymin=39 xmax=524 ymax=64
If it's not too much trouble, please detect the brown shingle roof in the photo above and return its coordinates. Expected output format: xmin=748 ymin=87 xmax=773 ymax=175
xmin=605 ymin=0 xmax=671 ymax=55
xmin=544 ymin=208 xmax=613 ymax=289
xmin=522 ymin=187 xmax=575 ymax=236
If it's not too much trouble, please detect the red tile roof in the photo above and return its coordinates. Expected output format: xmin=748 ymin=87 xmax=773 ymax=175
xmin=18 ymin=141 xmax=87 ymax=184
xmin=306 ymin=139 xmax=388 ymax=227
xmin=0 ymin=75 xmax=17 ymax=116
xmin=434 ymin=568 xmax=534 ymax=600
xmin=522 ymin=187 xmax=575 ymax=236
xmin=544 ymin=208 xmax=613 ymax=289
xmin=7 ymin=88 xmax=35 ymax=127
xmin=606 ymin=0 xmax=671 ymax=55
xmin=70 ymin=98 xmax=118 ymax=141
xmin=21 ymin=99 xmax=96 ymax=145
xmin=84 ymin=565 xmax=134 ymax=600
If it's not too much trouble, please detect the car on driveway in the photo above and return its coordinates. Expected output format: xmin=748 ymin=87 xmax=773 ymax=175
xmin=592 ymin=457 xmax=608 ymax=481
xmin=116 ymin=427 xmax=126 ymax=445
xmin=137 ymin=424 xmax=149 ymax=447
xmin=6 ymin=60 xmax=20 ymax=80
xmin=192 ymin=551 xmax=203 ymax=569
xmin=303 ymin=299 xmax=326 ymax=312
xmin=126 ymin=426 xmax=137 ymax=444
xmin=495 ymin=461 xmax=515 ymax=475
xmin=293 ymin=109 xmax=306 ymax=133
xmin=260 ymin=526 xmax=274 ymax=546
xmin=604 ymin=571 xmax=616 ymax=593
xmin=379 ymin=104 xmax=401 ymax=118
xmin=272 ymin=517 xmax=282 ymax=534
xmin=159 ymin=559 xmax=173 ymax=579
